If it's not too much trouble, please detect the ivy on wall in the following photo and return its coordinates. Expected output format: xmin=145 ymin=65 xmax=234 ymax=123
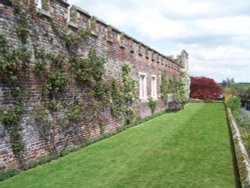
xmin=110 ymin=64 xmax=137 ymax=125
xmin=161 ymin=72 xmax=169 ymax=104
xmin=11 ymin=0 xmax=37 ymax=43
xmin=179 ymin=69 xmax=190 ymax=104
xmin=121 ymin=64 xmax=137 ymax=125
xmin=0 ymin=0 xmax=35 ymax=166
xmin=70 ymin=49 xmax=110 ymax=134
xmin=33 ymin=51 xmax=70 ymax=154
xmin=0 ymin=0 xmax=92 ymax=163
xmin=0 ymin=34 xmax=31 ymax=168
xmin=32 ymin=45 xmax=119 ymax=154
xmin=172 ymin=76 xmax=181 ymax=103
xmin=65 ymin=29 xmax=91 ymax=52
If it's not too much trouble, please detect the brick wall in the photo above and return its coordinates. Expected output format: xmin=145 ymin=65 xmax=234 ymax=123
xmin=0 ymin=0 xmax=188 ymax=169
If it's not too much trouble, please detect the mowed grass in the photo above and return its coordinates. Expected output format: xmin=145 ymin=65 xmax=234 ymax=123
xmin=0 ymin=103 xmax=235 ymax=188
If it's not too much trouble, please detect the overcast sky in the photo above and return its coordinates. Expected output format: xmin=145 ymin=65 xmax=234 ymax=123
xmin=68 ymin=0 xmax=250 ymax=83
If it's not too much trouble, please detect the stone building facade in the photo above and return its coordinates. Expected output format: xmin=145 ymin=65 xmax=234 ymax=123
xmin=0 ymin=0 xmax=189 ymax=169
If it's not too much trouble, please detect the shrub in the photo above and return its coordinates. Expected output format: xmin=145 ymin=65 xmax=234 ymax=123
xmin=236 ymin=110 xmax=250 ymax=155
xmin=148 ymin=98 xmax=157 ymax=114
xmin=0 ymin=168 xmax=20 ymax=181
xmin=28 ymin=160 xmax=39 ymax=169
xmin=38 ymin=156 xmax=53 ymax=165
xmin=226 ymin=96 xmax=241 ymax=114
xmin=60 ymin=146 xmax=80 ymax=157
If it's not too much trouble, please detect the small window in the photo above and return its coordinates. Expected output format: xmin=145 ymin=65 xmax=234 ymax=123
xmin=151 ymin=75 xmax=157 ymax=99
xmin=35 ymin=0 xmax=42 ymax=9
xmin=139 ymin=73 xmax=147 ymax=99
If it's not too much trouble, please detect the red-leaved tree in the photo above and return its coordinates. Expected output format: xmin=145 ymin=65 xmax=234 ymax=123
xmin=190 ymin=76 xmax=223 ymax=100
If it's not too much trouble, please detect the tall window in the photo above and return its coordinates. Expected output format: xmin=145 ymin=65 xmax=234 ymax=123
xmin=139 ymin=73 xmax=147 ymax=99
xmin=35 ymin=0 xmax=42 ymax=9
xmin=151 ymin=75 xmax=157 ymax=99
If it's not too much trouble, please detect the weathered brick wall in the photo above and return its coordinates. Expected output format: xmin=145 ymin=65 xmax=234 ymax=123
xmin=0 ymin=0 xmax=188 ymax=170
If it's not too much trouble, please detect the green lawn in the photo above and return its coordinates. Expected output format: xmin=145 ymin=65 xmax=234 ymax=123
xmin=0 ymin=103 xmax=236 ymax=188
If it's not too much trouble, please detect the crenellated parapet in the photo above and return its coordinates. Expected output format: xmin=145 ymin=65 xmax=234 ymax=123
xmin=25 ymin=0 xmax=187 ymax=74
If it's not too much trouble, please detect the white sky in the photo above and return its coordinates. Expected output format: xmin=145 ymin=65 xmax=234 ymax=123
xmin=68 ymin=0 xmax=250 ymax=82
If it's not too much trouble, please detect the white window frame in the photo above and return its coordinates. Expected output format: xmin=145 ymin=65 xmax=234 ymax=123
xmin=151 ymin=75 xmax=157 ymax=99
xmin=35 ymin=0 xmax=42 ymax=9
xmin=139 ymin=73 xmax=147 ymax=100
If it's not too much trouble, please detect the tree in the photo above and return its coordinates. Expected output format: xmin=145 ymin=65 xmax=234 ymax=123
xmin=222 ymin=80 xmax=227 ymax=87
xmin=223 ymin=87 xmax=237 ymax=102
xmin=190 ymin=76 xmax=223 ymax=100
xmin=221 ymin=77 xmax=235 ymax=88
xmin=242 ymin=88 xmax=250 ymax=100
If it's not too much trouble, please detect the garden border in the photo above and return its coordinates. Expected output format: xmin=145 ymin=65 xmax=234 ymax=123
xmin=227 ymin=107 xmax=250 ymax=188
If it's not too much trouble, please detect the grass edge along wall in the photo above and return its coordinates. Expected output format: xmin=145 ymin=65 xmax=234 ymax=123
xmin=0 ymin=103 xmax=236 ymax=187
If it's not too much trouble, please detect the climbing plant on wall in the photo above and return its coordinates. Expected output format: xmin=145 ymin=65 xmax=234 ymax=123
xmin=179 ymin=69 xmax=190 ymax=104
xmin=70 ymin=49 xmax=111 ymax=133
xmin=161 ymin=72 xmax=169 ymax=104
xmin=33 ymin=51 xmax=70 ymax=154
xmin=109 ymin=64 xmax=137 ymax=125
xmin=120 ymin=64 xmax=137 ymax=125
xmin=110 ymin=79 xmax=123 ymax=118
xmin=0 ymin=34 xmax=31 ymax=168
xmin=172 ymin=76 xmax=181 ymax=103
xmin=0 ymin=0 xmax=36 ymax=167
xmin=0 ymin=0 xmax=139 ymax=169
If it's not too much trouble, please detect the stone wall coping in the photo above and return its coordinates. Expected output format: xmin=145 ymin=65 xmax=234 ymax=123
xmin=109 ymin=25 xmax=122 ymax=34
xmin=71 ymin=5 xmax=91 ymax=18
xmin=67 ymin=3 xmax=182 ymax=66
xmin=0 ymin=0 xmax=184 ymax=69
xmin=92 ymin=16 xmax=108 ymax=27
xmin=56 ymin=0 xmax=70 ymax=7
xmin=227 ymin=108 xmax=250 ymax=188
